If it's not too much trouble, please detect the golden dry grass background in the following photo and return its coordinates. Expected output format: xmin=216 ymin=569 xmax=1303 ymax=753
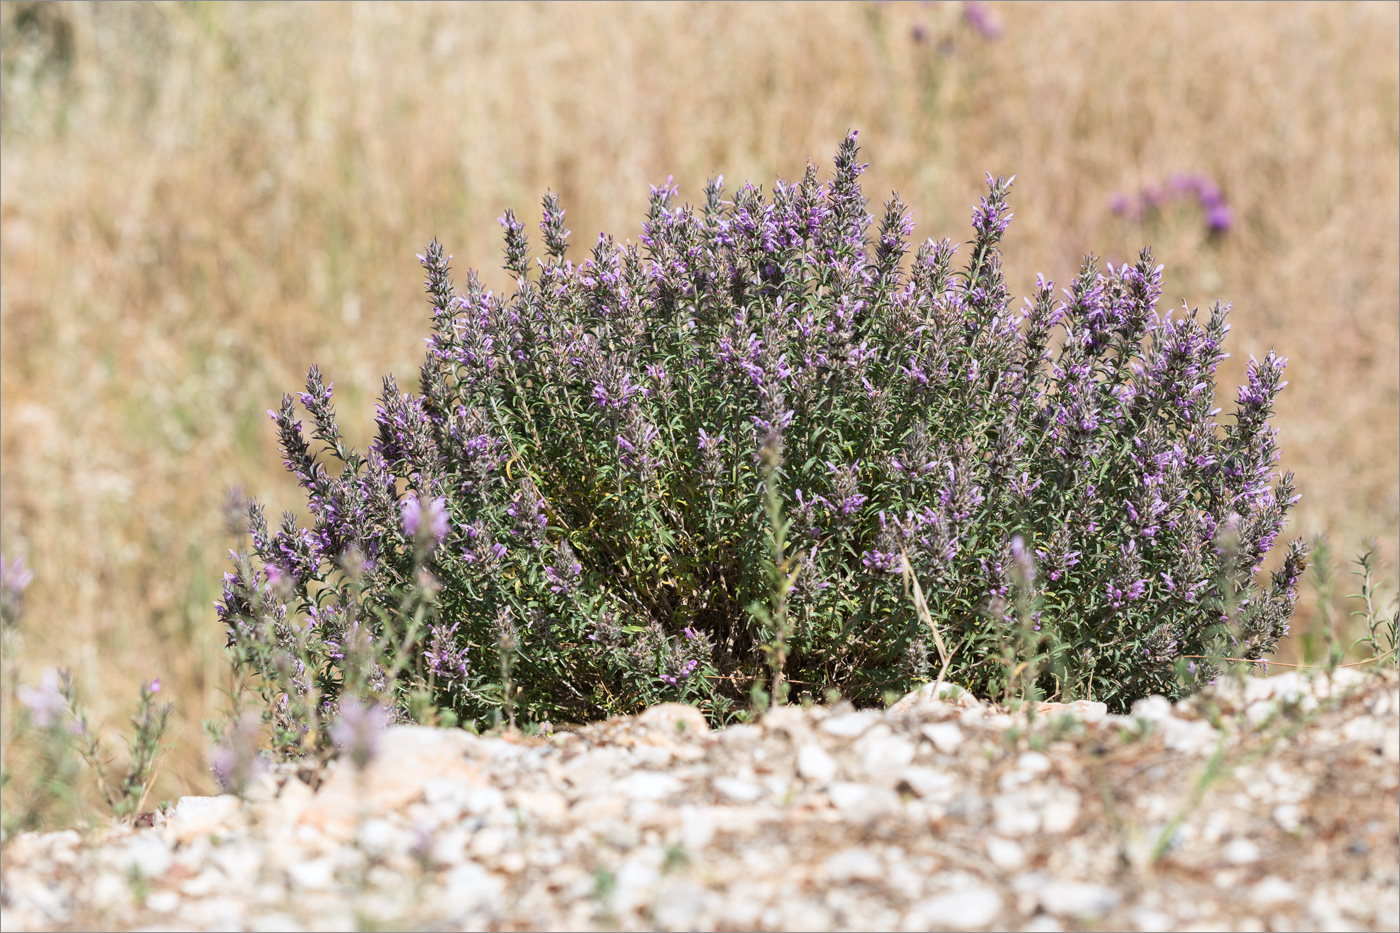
xmin=1 ymin=1 xmax=1397 ymax=807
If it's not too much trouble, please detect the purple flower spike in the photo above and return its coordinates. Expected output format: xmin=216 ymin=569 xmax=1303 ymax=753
xmin=402 ymin=494 xmax=450 ymax=553
xmin=1206 ymin=203 xmax=1233 ymax=233
xmin=331 ymin=698 xmax=390 ymax=771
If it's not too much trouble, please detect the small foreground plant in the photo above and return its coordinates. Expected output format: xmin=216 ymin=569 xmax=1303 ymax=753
xmin=219 ymin=132 xmax=1306 ymax=734
xmin=1 ymin=556 xmax=174 ymax=834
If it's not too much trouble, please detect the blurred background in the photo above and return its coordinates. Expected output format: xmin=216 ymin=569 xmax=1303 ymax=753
xmin=2 ymin=1 xmax=1396 ymax=808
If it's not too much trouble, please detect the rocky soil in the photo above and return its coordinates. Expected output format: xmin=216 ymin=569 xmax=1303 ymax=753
xmin=2 ymin=667 xmax=1397 ymax=932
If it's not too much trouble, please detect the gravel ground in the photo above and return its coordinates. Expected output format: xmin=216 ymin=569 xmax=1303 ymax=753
xmin=2 ymin=667 xmax=1397 ymax=932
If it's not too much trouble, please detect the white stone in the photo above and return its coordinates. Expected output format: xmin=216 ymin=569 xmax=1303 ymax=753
xmin=470 ymin=826 xmax=509 ymax=859
xmin=511 ymin=788 xmax=568 ymax=822
xmin=798 ymin=743 xmax=840 ymax=784
xmin=680 ymin=805 xmax=716 ymax=851
xmin=1273 ymin=803 xmax=1305 ymax=832
xmin=827 ymin=781 xmax=901 ymax=821
xmin=165 ymin=794 xmax=243 ymax=843
xmin=1036 ymin=699 xmax=1109 ymax=724
xmin=897 ymin=766 xmax=957 ymax=802
xmin=822 ymin=847 xmax=883 ymax=882
xmin=1246 ymin=700 xmax=1280 ymax=726
xmin=1129 ymin=907 xmax=1175 ymax=932
xmin=430 ymin=827 xmax=471 ymax=866
xmin=638 ymin=703 xmax=710 ymax=738
xmin=1342 ymin=715 xmax=1386 ymax=748
xmin=441 ymin=861 xmax=504 ymax=915
xmin=760 ymin=704 xmax=811 ymax=738
xmin=1131 ymin=695 xmax=1173 ymax=723
xmin=183 ymin=896 xmax=246 ymax=929
xmin=719 ymin=723 xmax=763 ymax=744
xmin=781 ymin=900 xmax=835 ymax=932
xmin=1249 ymin=876 xmax=1297 ymax=907
xmin=89 ymin=871 xmax=132 ymax=911
xmin=1040 ymin=786 xmax=1082 ymax=834
xmin=617 ymin=770 xmax=683 ymax=801
xmin=145 ymin=889 xmax=180 ymax=913
xmin=1307 ymin=892 xmax=1352 ymax=931
xmin=992 ymin=793 xmax=1041 ymax=837
xmin=985 ymin=836 xmax=1027 ymax=870
xmin=1021 ymin=917 xmax=1064 ymax=933
xmin=906 ymin=887 xmax=1004 ymax=930
xmin=286 ymin=857 xmax=337 ymax=890
xmin=1224 ymin=838 xmax=1261 ymax=865
xmin=356 ymin=817 xmax=398 ymax=856
xmin=652 ymin=878 xmax=709 ymax=931
xmin=465 ymin=785 xmax=507 ymax=816
xmin=104 ymin=835 xmax=173 ymax=879
xmin=889 ymin=680 xmax=977 ymax=715
xmin=612 ymin=850 xmax=663 ymax=915
xmin=300 ymin=726 xmax=482 ymax=835
xmin=921 ymin=722 xmax=965 ymax=753
xmin=992 ymin=784 xmax=1079 ymax=836
xmin=713 ymin=777 xmax=763 ymax=803
xmin=820 ymin=710 xmax=883 ymax=738
xmin=856 ymin=731 xmax=917 ymax=777
xmin=1037 ymin=880 xmax=1120 ymax=918
xmin=1161 ymin=718 xmax=1221 ymax=756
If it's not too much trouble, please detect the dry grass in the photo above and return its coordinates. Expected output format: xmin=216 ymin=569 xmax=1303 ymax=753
xmin=1 ymin=0 xmax=1396 ymax=811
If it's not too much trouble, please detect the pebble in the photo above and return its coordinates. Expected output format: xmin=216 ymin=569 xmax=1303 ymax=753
xmin=1034 ymin=879 xmax=1121 ymax=918
xmin=798 ymin=743 xmax=840 ymax=784
xmin=920 ymin=721 xmax=965 ymax=753
xmin=0 ymin=668 xmax=1394 ymax=932
xmin=906 ymin=886 xmax=1004 ymax=930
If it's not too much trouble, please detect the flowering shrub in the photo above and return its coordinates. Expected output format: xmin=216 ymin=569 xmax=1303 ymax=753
xmin=219 ymin=132 xmax=1305 ymax=734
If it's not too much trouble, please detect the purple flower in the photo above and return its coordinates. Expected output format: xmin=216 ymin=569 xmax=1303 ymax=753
xmin=971 ymin=174 xmax=1015 ymax=242
xmin=401 ymin=494 xmax=450 ymax=553
xmin=1206 ymin=203 xmax=1233 ymax=233
xmin=18 ymin=669 xmax=64 ymax=728
xmin=211 ymin=711 xmax=265 ymax=794
xmin=331 ymin=698 xmax=390 ymax=771
xmin=862 ymin=549 xmax=903 ymax=574
xmin=962 ymin=1 xmax=1004 ymax=38
xmin=1009 ymin=534 xmax=1036 ymax=586
xmin=1 ymin=554 xmax=34 ymax=626
xmin=1 ymin=555 xmax=34 ymax=593
xmin=545 ymin=542 xmax=583 ymax=596
xmin=426 ymin=622 xmax=471 ymax=681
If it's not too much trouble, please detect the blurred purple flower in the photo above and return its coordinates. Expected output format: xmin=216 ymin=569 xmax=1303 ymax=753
xmin=18 ymin=669 xmax=65 ymax=728
xmin=211 ymin=711 xmax=265 ymax=794
xmin=1 ymin=554 xmax=34 ymax=627
xmin=1206 ymin=203 xmax=1233 ymax=233
xmin=331 ymin=698 xmax=390 ymax=771
xmin=402 ymin=494 xmax=450 ymax=552
xmin=1 ymin=555 xmax=34 ymax=593
xmin=962 ymin=1 xmax=1003 ymax=38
